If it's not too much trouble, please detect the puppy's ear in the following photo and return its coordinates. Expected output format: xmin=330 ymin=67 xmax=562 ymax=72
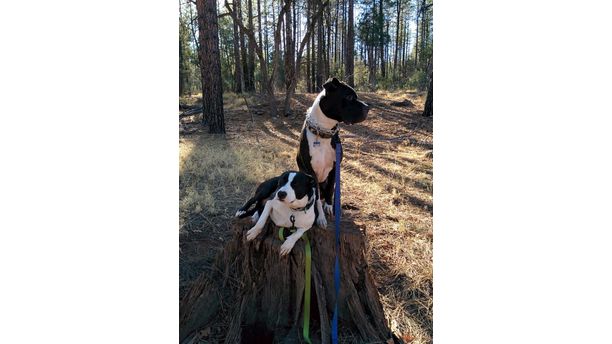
xmin=323 ymin=77 xmax=341 ymax=92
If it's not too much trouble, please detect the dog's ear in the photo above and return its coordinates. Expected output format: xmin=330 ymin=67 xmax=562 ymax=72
xmin=323 ymin=77 xmax=341 ymax=92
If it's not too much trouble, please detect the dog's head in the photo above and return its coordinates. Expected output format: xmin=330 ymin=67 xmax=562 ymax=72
xmin=275 ymin=171 xmax=317 ymax=208
xmin=319 ymin=77 xmax=369 ymax=124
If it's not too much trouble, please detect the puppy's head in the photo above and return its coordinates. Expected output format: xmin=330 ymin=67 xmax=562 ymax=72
xmin=275 ymin=171 xmax=317 ymax=208
xmin=319 ymin=77 xmax=369 ymax=124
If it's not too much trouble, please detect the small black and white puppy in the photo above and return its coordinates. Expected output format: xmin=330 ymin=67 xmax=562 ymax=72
xmin=296 ymin=77 xmax=369 ymax=221
xmin=235 ymin=171 xmax=320 ymax=256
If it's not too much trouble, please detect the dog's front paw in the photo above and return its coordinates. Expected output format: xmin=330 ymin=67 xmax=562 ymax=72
xmin=246 ymin=226 xmax=262 ymax=241
xmin=279 ymin=240 xmax=296 ymax=256
xmin=235 ymin=209 xmax=246 ymax=218
xmin=323 ymin=203 xmax=333 ymax=216
xmin=316 ymin=215 xmax=327 ymax=228
xmin=251 ymin=212 xmax=260 ymax=223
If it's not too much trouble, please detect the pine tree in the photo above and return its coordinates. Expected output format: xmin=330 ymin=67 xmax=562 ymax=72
xmin=196 ymin=0 xmax=225 ymax=133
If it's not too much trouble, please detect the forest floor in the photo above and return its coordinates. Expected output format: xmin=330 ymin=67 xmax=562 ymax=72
xmin=179 ymin=90 xmax=433 ymax=343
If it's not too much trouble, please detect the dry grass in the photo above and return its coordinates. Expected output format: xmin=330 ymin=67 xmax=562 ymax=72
xmin=179 ymin=90 xmax=433 ymax=343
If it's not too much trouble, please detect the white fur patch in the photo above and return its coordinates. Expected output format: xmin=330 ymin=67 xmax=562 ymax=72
xmin=306 ymin=93 xmax=338 ymax=183
xmin=235 ymin=209 xmax=246 ymax=218
xmin=316 ymin=199 xmax=327 ymax=228
xmin=279 ymin=227 xmax=307 ymax=256
xmin=323 ymin=203 xmax=333 ymax=216
xmin=251 ymin=212 xmax=260 ymax=223
xmin=277 ymin=172 xmax=298 ymax=203
xmin=269 ymin=199 xmax=315 ymax=229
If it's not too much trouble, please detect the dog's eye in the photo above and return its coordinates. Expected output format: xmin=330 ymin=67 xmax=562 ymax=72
xmin=345 ymin=95 xmax=354 ymax=101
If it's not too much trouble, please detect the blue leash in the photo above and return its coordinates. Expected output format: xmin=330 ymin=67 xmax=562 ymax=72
xmin=331 ymin=142 xmax=342 ymax=344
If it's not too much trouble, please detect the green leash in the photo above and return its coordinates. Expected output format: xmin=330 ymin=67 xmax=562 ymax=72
xmin=278 ymin=227 xmax=312 ymax=344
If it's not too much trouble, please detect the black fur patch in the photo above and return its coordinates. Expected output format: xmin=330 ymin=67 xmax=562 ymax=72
xmin=236 ymin=171 xmax=317 ymax=219
xmin=320 ymin=77 xmax=369 ymax=124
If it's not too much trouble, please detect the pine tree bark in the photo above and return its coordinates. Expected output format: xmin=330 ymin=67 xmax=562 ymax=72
xmin=283 ymin=0 xmax=295 ymax=114
xmin=232 ymin=10 xmax=244 ymax=93
xmin=246 ymin=0 xmax=256 ymax=91
xmin=378 ymin=0 xmax=386 ymax=79
xmin=316 ymin=7 xmax=324 ymax=91
xmin=179 ymin=218 xmax=394 ymax=343
xmin=197 ymin=0 xmax=225 ymax=133
xmin=422 ymin=77 xmax=432 ymax=117
xmin=393 ymin=0 xmax=401 ymax=82
xmin=179 ymin=22 xmax=188 ymax=96
xmin=345 ymin=0 xmax=354 ymax=87
xmin=414 ymin=1 xmax=420 ymax=69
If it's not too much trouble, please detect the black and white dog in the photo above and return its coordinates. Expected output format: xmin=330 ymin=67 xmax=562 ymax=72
xmin=235 ymin=171 xmax=319 ymax=256
xmin=296 ymin=77 xmax=369 ymax=222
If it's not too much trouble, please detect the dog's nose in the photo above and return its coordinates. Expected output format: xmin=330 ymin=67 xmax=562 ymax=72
xmin=277 ymin=191 xmax=287 ymax=200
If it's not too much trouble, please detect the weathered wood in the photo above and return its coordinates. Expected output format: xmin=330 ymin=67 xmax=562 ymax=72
xmin=179 ymin=217 xmax=393 ymax=343
xmin=180 ymin=107 xmax=204 ymax=117
xmin=422 ymin=78 xmax=433 ymax=117
xmin=390 ymin=99 xmax=414 ymax=107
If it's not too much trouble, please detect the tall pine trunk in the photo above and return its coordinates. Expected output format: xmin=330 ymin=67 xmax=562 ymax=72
xmin=283 ymin=0 xmax=295 ymax=112
xmin=257 ymin=0 xmax=264 ymax=92
xmin=345 ymin=0 xmax=354 ymax=87
xmin=232 ymin=11 xmax=244 ymax=93
xmin=246 ymin=0 xmax=256 ymax=91
xmin=378 ymin=0 xmax=385 ymax=78
xmin=196 ymin=0 xmax=225 ymax=133
xmin=393 ymin=0 xmax=402 ymax=82
xmin=306 ymin=0 xmax=311 ymax=93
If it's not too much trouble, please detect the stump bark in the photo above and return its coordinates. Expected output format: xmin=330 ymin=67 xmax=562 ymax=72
xmin=180 ymin=217 xmax=394 ymax=343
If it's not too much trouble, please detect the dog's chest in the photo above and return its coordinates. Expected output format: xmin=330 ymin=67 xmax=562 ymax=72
xmin=306 ymin=130 xmax=335 ymax=183
xmin=270 ymin=204 xmax=315 ymax=229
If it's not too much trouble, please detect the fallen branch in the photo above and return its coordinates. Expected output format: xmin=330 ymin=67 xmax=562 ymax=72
xmin=180 ymin=107 xmax=203 ymax=117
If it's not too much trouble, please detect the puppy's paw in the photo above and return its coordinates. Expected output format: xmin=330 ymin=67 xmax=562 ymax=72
xmin=279 ymin=240 xmax=296 ymax=256
xmin=251 ymin=212 xmax=260 ymax=223
xmin=323 ymin=203 xmax=333 ymax=216
xmin=246 ymin=226 xmax=262 ymax=241
xmin=316 ymin=215 xmax=327 ymax=228
xmin=235 ymin=209 xmax=246 ymax=218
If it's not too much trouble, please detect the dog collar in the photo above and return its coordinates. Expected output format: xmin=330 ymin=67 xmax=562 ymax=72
xmin=291 ymin=196 xmax=315 ymax=213
xmin=305 ymin=114 xmax=339 ymax=139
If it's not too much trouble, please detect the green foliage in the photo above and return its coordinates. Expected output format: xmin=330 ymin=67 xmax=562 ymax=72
xmin=179 ymin=14 xmax=201 ymax=95
xmin=408 ymin=70 xmax=428 ymax=91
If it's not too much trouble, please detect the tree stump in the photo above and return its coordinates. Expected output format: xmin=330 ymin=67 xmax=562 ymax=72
xmin=180 ymin=217 xmax=394 ymax=344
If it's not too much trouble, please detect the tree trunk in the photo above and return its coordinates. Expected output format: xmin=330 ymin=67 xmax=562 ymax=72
xmin=316 ymin=7 xmax=324 ymax=91
xmin=414 ymin=3 xmax=420 ymax=69
xmin=378 ymin=0 xmax=386 ymax=79
xmin=232 ymin=8 xmax=244 ymax=93
xmin=422 ymin=77 xmax=432 ymax=117
xmin=282 ymin=0 xmax=328 ymax=115
xmin=197 ymin=0 xmax=225 ymax=133
xmin=179 ymin=21 xmax=188 ymax=96
xmin=345 ymin=0 xmax=354 ymax=87
xmin=236 ymin=0 xmax=249 ymax=92
xmin=393 ymin=0 xmax=401 ymax=82
xmin=257 ymin=0 xmax=264 ymax=92
xmin=284 ymin=0 xmax=295 ymax=113
xmin=264 ymin=0 xmax=269 ymax=63
xmin=179 ymin=218 xmax=394 ymax=343
xmin=306 ymin=0 xmax=311 ymax=93
xmin=247 ymin=0 xmax=256 ymax=91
